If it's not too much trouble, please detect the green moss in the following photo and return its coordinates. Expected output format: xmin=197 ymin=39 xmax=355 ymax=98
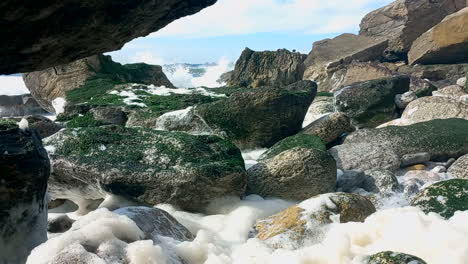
xmin=206 ymin=86 xmax=250 ymax=96
xmin=316 ymin=91 xmax=334 ymax=97
xmin=145 ymin=94 xmax=218 ymax=118
xmin=66 ymin=76 xmax=122 ymax=105
xmin=65 ymin=112 xmax=103 ymax=128
xmin=411 ymin=179 xmax=468 ymax=218
xmin=367 ymin=251 xmax=427 ymax=264
xmin=0 ymin=118 xmax=18 ymax=126
xmin=262 ymin=134 xmax=326 ymax=160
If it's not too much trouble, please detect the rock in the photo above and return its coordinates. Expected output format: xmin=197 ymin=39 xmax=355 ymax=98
xmin=47 ymin=215 xmax=75 ymax=233
xmin=301 ymin=112 xmax=354 ymax=144
xmin=217 ymin=71 xmax=233 ymax=84
xmin=44 ymin=126 xmax=247 ymax=212
xmin=0 ymin=125 xmax=50 ymax=263
xmin=154 ymin=107 xmax=213 ymax=134
xmin=409 ymin=8 xmax=468 ymax=65
xmin=411 ymin=179 xmax=468 ymax=218
xmin=400 ymin=153 xmax=431 ymax=167
xmin=195 ymin=81 xmax=316 ymax=149
xmin=337 ymin=170 xmax=367 ymax=192
xmin=254 ymin=193 xmax=375 ymax=249
xmin=431 ymin=165 xmax=447 ymax=173
xmin=404 ymin=170 xmax=441 ymax=182
xmin=335 ymin=76 xmax=410 ymax=128
xmin=363 ymin=170 xmax=399 ymax=193
xmin=90 ymin=107 xmax=127 ymax=126
xmin=432 ymin=85 xmax=467 ymax=99
xmin=329 ymin=143 xmax=400 ymax=172
xmin=247 ymin=147 xmax=336 ymax=201
xmin=0 ymin=0 xmax=217 ymax=74
xmin=23 ymin=55 xmax=174 ymax=112
xmin=259 ymin=134 xmax=326 ymax=161
xmin=0 ymin=94 xmax=47 ymax=117
xmin=227 ymin=48 xmax=306 ymax=88
xmin=406 ymin=164 xmax=427 ymax=171
xmin=344 ymin=119 xmax=468 ymax=161
xmin=25 ymin=115 xmax=63 ymax=138
xmin=366 ymin=251 xmax=427 ymax=264
xmin=403 ymin=178 xmax=425 ymax=196
xmin=457 ymin=76 xmax=467 ymax=87
xmin=409 ymin=77 xmax=438 ymax=97
xmin=402 ymin=96 xmax=468 ymax=123
xmin=360 ymin=0 xmax=466 ymax=59
xmin=394 ymin=63 xmax=468 ymax=89
xmin=395 ymin=91 xmax=418 ymax=109
xmin=303 ymin=34 xmax=388 ymax=91
xmin=302 ymin=96 xmax=335 ymax=127
xmin=48 ymin=244 xmax=107 ymax=264
xmin=446 ymin=158 xmax=457 ymax=169
xmin=448 ymin=154 xmax=468 ymax=179
xmin=114 ymin=207 xmax=193 ymax=243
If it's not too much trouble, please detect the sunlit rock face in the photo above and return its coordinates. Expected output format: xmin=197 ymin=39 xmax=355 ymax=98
xmin=0 ymin=0 xmax=217 ymax=74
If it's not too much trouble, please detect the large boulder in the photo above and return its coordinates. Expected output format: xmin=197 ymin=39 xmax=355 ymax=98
xmin=0 ymin=124 xmax=50 ymax=263
xmin=301 ymin=112 xmax=354 ymax=144
xmin=195 ymin=81 xmax=317 ymax=149
xmin=254 ymin=193 xmax=375 ymax=249
xmin=0 ymin=0 xmax=217 ymax=74
xmin=392 ymin=63 xmax=468 ymax=89
xmin=302 ymin=96 xmax=335 ymax=127
xmin=402 ymin=96 xmax=468 ymax=123
xmin=44 ymin=126 xmax=247 ymax=212
xmin=0 ymin=94 xmax=46 ymax=117
xmin=23 ymin=54 xmax=174 ymax=112
xmin=247 ymin=146 xmax=336 ymax=201
xmin=227 ymin=48 xmax=306 ymax=88
xmin=448 ymin=154 xmax=468 ymax=179
xmin=409 ymin=8 xmax=468 ymax=65
xmin=366 ymin=251 xmax=427 ymax=264
xmin=359 ymin=0 xmax=466 ymax=59
xmin=335 ymin=76 xmax=410 ymax=128
xmin=411 ymin=179 xmax=468 ymax=218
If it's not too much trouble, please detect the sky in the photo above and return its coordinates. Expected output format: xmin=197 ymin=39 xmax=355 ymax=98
xmin=109 ymin=0 xmax=393 ymax=65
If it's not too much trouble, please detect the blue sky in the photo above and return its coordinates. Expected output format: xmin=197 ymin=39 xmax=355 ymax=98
xmin=109 ymin=0 xmax=393 ymax=65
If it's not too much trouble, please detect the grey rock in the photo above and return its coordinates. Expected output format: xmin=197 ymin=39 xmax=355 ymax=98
xmin=363 ymin=170 xmax=400 ymax=193
xmin=395 ymin=91 xmax=417 ymax=109
xmin=91 ymin=107 xmax=127 ymax=126
xmin=400 ymin=152 xmax=431 ymax=167
xmin=457 ymin=77 xmax=467 ymax=87
xmin=48 ymin=215 xmax=75 ymax=233
xmin=337 ymin=170 xmax=366 ymax=192
xmin=367 ymin=251 xmax=427 ymax=264
xmin=432 ymin=85 xmax=467 ymax=99
xmin=448 ymin=154 xmax=468 ymax=179
xmin=335 ymin=76 xmax=410 ymax=128
xmin=49 ymin=244 xmax=106 ymax=264
xmin=0 ymin=94 xmax=47 ymax=117
xmin=25 ymin=115 xmax=63 ymax=138
xmin=302 ymin=96 xmax=335 ymax=127
xmin=403 ymin=178 xmax=425 ymax=196
xmin=402 ymin=96 xmax=468 ymax=123
xmin=0 ymin=0 xmax=217 ymax=74
xmin=247 ymin=147 xmax=336 ymax=201
xmin=302 ymin=112 xmax=354 ymax=144
xmin=0 ymin=125 xmax=50 ymax=263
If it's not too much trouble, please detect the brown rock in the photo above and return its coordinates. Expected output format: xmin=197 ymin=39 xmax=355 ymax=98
xmin=402 ymin=96 xmax=468 ymax=123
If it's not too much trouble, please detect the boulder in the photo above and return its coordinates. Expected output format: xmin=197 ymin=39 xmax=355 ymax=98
xmin=457 ymin=76 xmax=467 ymax=87
xmin=47 ymin=215 xmax=75 ymax=233
xmin=301 ymin=112 xmax=354 ymax=144
xmin=227 ymin=48 xmax=306 ymax=88
xmin=411 ymin=179 xmax=468 ymax=218
xmin=0 ymin=94 xmax=46 ymax=117
xmin=254 ymin=193 xmax=375 ymax=249
xmin=393 ymin=63 xmax=468 ymax=89
xmin=0 ymin=124 xmax=50 ymax=263
xmin=402 ymin=96 xmax=468 ymax=123
xmin=432 ymin=85 xmax=467 ymax=99
xmin=362 ymin=170 xmax=400 ymax=194
xmin=359 ymin=0 xmax=466 ymax=59
xmin=90 ymin=107 xmax=127 ymax=126
xmin=336 ymin=170 xmax=367 ymax=192
xmin=409 ymin=8 xmax=468 ymax=65
xmin=25 ymin=115 xmax=63 ymax=138
xmin=195 ymin=81 xmax=317 ymax=149
xmin=366 ymin=251 xmax=427 ymax=264
xmin=247 ymin=147 xmax=336 ymax=201
xmin=335 ymin=76 xmax=410 ymax=128
xmin=330 ymin=62 xmax=395 ymax=92
xmin=302 ymin=96 xmax=335 ymax=127
xmin=448 ymin=154 xmax=468 ymax=179
xmin=23 ymin=55 xmax=174 ymax=112
xmin=44 ymin=126 xmax=247 ymax=212
xmin=395 ymin=91 xmax=417 ymax=109
xmin=260 ymin=134 xmax=326 ymax=160
xmin=0 ymin=0 xmax=217 ymax=74
xmin=400 ymin=153 xmax=431 ymax=168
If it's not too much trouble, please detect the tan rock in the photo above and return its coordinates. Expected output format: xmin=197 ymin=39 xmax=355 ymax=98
xmin=402 ymin=96 xmax=468 ymax=123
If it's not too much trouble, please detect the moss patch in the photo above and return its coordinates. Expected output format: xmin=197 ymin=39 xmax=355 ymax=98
xmin=316 ymin=91 xmax=334 ymax=97
xmin=261 ymin=134 xmax=326 ymax=160
xmin=65 ymin=112 xmax=104 ymax=128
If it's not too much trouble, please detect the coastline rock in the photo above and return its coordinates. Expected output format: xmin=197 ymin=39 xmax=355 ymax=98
xmin=402 ymin=96 xmax=468 ymax=123
xmin=366 ymin=251 xmax=427 ymax=264
xmin=25 ymin=115 xmax=63 ymax=138
xmin=302 ymin=112 xmax=354 ymax=144
xmin=432 ymin=85 xmax=467 ymax=99
xmin=259 ymin=134 xmax=326 ymax=160
xmin=395 ymin=91 xmax=417 ymax=109
xmin=0 ymin=94 xmax=46 ymax=117
xmin=302 ymin=96 xmax=335 ymax=127
xmin=409 ymin=8 xmax=468 ymax=65
xmin=448 ymin=154 xmax=468 ymax=179
xmin=47 ymin=215 xmax=75 ymax=233
xmin=0 ymin=0 xmax=217 ymax=74
xmin=227 ymin=48 xmax=306 ymax=88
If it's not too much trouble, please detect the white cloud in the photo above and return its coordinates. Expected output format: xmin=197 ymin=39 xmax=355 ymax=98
xmin=0 ymin=76 xmax=28 ymax=96
xmin=151 ymin=0 xmax=392 ymax=38
xmin=130 ymin=52 xmax=165 ymax=65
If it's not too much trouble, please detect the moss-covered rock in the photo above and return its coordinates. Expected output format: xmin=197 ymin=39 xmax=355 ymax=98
xmin=335 ymin=76 xmax=410 ymax=128
xmin=44 ymin=126 xmax=247 ymax=212
xmin=366 ymin=251 xmax=427 ymax=264
xmin=411 ymin=179 xmax=468 ymax=218
xmin=254 ymin=193 xmax=375 ymax=249
xmin=260 ymin=134 xmax=326 ymax=160
xmin=448 ymin=154 xmax=468 ymax=179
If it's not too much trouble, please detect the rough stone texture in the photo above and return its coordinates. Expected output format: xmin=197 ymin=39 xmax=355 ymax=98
xmin=409 ymin=8 xmax=468 ymax=65
xmin=227 ymin=48 xmax=306 ymax=88
xmin=196 ymin=81 xmax=317 ymax=149
xmin=247 ymin=147 xmax=336 ymax=201
xmin=44 ymin=126 xmax=247 ymax=212
xmin=90 ymin=107 xmax=127 ymax=126
xmin=301 ymin=112 xmax=354 ymax=144
xmin=254 ymin=193 xmax=375 ymax=249
xmin=401 ymin=153 xmax=431 ymax=167
xmin=302 ymin=96 xmax=335 ymax=127
xmin=0 ymin=125 xmax=50 ymax=264
xmin=0 ymin=94 xmax=46 ymax=117
xmin=114 ymin=207 xmax=194 ymax=243
xmin=329 ymin=143 xmax=401 ymax=172
xmin=367 ymin=251 xmax=427 ymax=264
xmin=336 ymin=170 xmax=367 ymax=192
xmin=393 ymin=63 xmax=468 ymax=89
xmin=458 ymin=76 xmax=467 ymax=87
xmin=335 ymin=76 xmax=410 ymax=128
xmin=433 ymin=85 xmax=468 ymax=99
xmin=0 ymin=0 xmax=217 ymax=74
xmin=47 ymin=215 xmax=75 ymax=233
xmin=363 ymin=170 xmax=400 ymax=193
xmin=395 ymin=91 xmax=417 ymax=109
xmin=25 ymin=115 xmax=63 ymax=138
xmin=331 ymin=62 xmax=395 ymax=92
xmin=259 ymin=134 xmax=326 ymax=161
xmin=23 ymin=55 xmax=174 ymax=112
xmin=402 ymin=96 xmax=468 ymax=123
xmin=359 ymin=0 xmax=466 ymax=59
xmin=448 ymin=154 xmax=468 ymax=179
xmin=411 ymin=179 xmax=468 ymax=218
